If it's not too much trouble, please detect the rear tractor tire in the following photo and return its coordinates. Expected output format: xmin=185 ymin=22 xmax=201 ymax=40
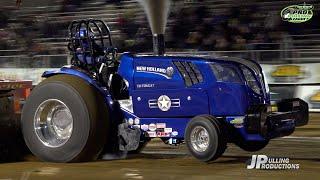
xmin=21 ymin=75 xmax=110 ymax=162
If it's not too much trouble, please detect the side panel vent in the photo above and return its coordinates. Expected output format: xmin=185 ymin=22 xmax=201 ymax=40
xmin=174 ymin=61 xmax=203 ymax=87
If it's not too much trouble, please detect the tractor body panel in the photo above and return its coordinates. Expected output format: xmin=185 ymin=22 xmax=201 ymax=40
xmin=42 ymin=52 xmax=308 ymax=144
xmin=116 ymin=53 xmax=308 ymax=143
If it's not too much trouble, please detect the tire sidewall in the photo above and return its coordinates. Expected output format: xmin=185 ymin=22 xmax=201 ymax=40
xmin=185 ymin=117 xmax=219 ymax=161
xmin=22 ymin=81 xmax=91 ymax=162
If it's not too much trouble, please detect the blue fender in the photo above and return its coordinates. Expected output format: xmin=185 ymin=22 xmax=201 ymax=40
xmin=42 ymin=67 xmax=117 ymax=113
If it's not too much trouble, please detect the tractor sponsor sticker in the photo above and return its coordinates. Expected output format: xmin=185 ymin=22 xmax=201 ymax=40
xmin=156 ymin=123 xmax=166 ymax=129
xmin=141 ymin=124 xmax=149 ymax=131
xmin=136 ymin=83 xmax=155 ymax=88
xmin=133 ymin=125 xmax=140 ymax=129
xmin=148 ymin=123 xmax=157 ymax=131
xmin=157 ymin=132 xmax=171 ymax=137
xmin=229 ymin=117 xmax=244 ymax=128
xmin=148 ymin=95 xmax=180 ymax=111
xmin=164 ymin=128 xmax=172 ymax=133
xmin=171 ymin=131 xmax=178 ymax=136
xmin=247 ymin=155 xmax=300 ymax=170
xmin=281 ymin=3 xmax=313 ymax=23
xmin=147 ymin=131 xmax=157 ymax=137
xmin=136 ymin=66 xmax=174 ymax=79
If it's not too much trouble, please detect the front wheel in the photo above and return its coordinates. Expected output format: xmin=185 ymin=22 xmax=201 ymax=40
xmin=185 ymin=115 xmax=227 ymax=162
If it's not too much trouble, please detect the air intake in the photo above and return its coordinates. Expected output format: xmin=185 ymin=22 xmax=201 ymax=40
xmin=174 ymin=61 xmax=203 ymax=87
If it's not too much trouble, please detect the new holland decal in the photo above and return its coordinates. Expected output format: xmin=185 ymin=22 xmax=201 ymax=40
xmin=136 ymin=66 xmax=174 ymax=79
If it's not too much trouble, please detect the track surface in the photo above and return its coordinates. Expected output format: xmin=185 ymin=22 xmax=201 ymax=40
xmin=0 ymin=114 xmax=319 ymax=180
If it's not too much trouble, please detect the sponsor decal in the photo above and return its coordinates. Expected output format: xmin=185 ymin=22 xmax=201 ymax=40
xmin=134 ymin=118 xmax=140 ymax=125
xmin=148 ymin=95 xmax=180 ymax=111
xmin=147 ymin=131 xmax=157 ymax=137
xmin=164 ymin=128 xmax=173 ymax=133
xmin=133 ymin=125 xmax=140 ymax=128
xmin=271 ymin=65 xmax=307 ymax=82
xmin=247 ymin=155 xmax=299 ymax=170
xmin=229 ymin=117 xmax=244 ymax=128
xmin=137 ymin=83 xmax=155 ymax=88
xmin=157 ymin=132 xmax=171 ymax=137
xmin=166 ymin=67 xmax=174 ymax=77
xmin=136 ymin=66 xmax=174 ymax=79
xmin=171 ymin=131 xmax=178 ymax=136
xmin=156 ymin=123 xmax=166 ymax=129
xmin=148 ymin=123 xmax=157 ymax=131
xmin=141 ymin=124 xmax=149 ymax=131
xmin=281 ymin=3 xmax=313 ymax=23
xmin=128 ymin=118 xmax=134 ymax=125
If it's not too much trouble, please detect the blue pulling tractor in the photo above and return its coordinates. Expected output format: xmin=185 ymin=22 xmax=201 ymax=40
xmin=21 ymin=19 xmax=308 ymax=163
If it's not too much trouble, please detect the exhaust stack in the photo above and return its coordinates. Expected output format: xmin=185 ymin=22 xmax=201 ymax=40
xmin=138 ymin=0 xmax=170 ymax=55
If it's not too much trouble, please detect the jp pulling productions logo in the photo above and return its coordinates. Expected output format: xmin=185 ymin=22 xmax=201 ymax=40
xmin=247 ymin=155 xmax=300 ymax=170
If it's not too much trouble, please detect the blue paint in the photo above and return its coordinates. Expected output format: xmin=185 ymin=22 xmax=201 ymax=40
xmin=42 ymin=53 xmax=301 ymax=144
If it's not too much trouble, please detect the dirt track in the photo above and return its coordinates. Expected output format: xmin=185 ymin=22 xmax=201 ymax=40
xmin=0 ymin=114 xmax=319 ymax=179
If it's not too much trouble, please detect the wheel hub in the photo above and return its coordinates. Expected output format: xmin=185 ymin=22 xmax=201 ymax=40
xmin=190 ymin=126 xmax=210 ymax=152
xmin=34 ymin=99 xmax=73 ymax=148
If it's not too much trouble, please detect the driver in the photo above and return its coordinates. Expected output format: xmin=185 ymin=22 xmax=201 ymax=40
xmin=74 ymin=28 xmax=106 ymax=65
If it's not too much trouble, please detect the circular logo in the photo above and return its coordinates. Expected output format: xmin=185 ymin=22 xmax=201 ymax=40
xmin=166 ymin=67 xmax=174 ymax=77
xmin=148 ymin=123 xmax=157 ymax=131
xmin=157 ymin=95 xmax=171 ymax=111
xmin=171 ymin=131 xmax=178 ymax=136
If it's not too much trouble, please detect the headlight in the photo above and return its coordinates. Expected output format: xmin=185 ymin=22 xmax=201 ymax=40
xmin=241 ymin=66 xmax=261 ymax=94
xmin=210 ymin=64 xmax=241 ymax=83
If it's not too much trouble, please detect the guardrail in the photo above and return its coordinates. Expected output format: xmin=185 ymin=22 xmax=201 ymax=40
xmin=1 ymin=48 xmax=320 ymax=68
xmin=1 ymin=48 xmax=318 ymax=68
xmin=0 ymin=54 xmax=69 ymax=68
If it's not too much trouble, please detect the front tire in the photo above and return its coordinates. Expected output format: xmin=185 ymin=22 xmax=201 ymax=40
xmin=185 ymin=115 xmax=227 ymax=162
xmin=21 ymin=75 xmax=109 ymax=162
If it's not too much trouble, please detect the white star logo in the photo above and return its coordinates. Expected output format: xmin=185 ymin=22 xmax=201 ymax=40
xmin=157 ymin=95 xmax=171 ymax=111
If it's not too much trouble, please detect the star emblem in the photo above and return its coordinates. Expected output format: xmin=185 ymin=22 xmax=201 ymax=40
xmin=157 ymin=95 xmax=171 ymax=111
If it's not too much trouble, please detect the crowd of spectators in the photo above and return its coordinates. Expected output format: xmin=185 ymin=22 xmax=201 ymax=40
xmin=118 ymin=0 xmax=320 ymax=53
xmin=0 ymin=0 xmax=319 ymax=56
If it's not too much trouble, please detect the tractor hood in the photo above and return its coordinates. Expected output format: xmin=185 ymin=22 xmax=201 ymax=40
xmin=132 ymin=53 xmax=263 ymax=78
xmin=119 ymin=53 xmax=267 ymax=95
